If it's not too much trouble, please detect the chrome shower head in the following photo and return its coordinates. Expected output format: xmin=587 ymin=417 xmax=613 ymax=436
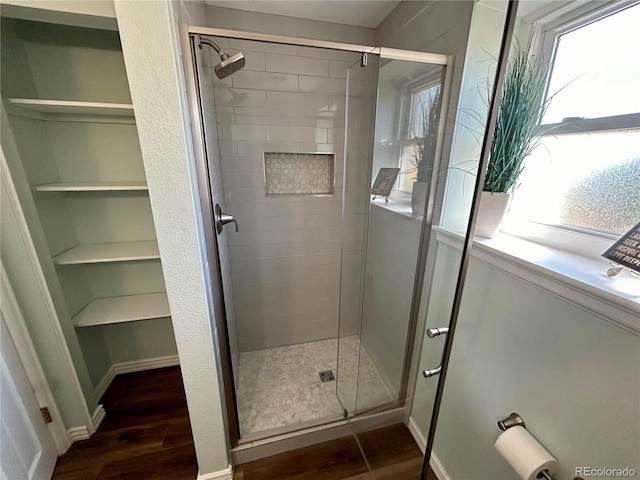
xmin=214 ymin=52 xmax=246 ymax=79
xmin=198 ymin=36 xmax=246 ymax=79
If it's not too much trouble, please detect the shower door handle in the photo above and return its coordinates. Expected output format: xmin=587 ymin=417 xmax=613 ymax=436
xmin=423 ymin=326 xmax=449 ymax=378
xmin=215 ymin=204 xmax=239 ymax=234
xmin=423 ymin=366 xmax=442 ymax=378
xmin=426 ymin=327 xmax=449 ymax=338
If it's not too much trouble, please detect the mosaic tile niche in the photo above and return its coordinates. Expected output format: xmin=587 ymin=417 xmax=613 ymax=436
xmin=264 ymin=152 xmax=334 ymax=196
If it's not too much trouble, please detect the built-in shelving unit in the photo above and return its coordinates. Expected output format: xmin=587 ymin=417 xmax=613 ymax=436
xmin=2 ymin=17 xmax=177 ymax=401
xmin=73 ymin=292 xmax=170 ymax=327
xmin=32 ymin=182 xmax=148 ymax=192
xmin=53 ymin=241 xmax=160 ymax=265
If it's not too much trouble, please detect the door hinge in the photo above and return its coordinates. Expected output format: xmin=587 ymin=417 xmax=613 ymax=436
xmin=40 ymin=407 xmax=53 ymax=424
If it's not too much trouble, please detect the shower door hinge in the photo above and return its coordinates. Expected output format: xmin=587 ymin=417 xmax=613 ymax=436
xmin=40 ymin=407 xmax=53 ymax=424
xmin=360 ymin=53 xmax=368 ymax=67
xmin=343 ymin=409 xmax=348 ymax=418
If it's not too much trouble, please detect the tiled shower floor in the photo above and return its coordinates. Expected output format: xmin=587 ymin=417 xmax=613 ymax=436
xmin=236 ymin=336 xmax=392 ymax=436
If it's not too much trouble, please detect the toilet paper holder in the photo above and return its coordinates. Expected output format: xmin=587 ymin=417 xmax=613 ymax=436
xmin=498 ymin=412 xmax=526 ymax=431
xmin=497 ymin=413 xmax=553 ymax=480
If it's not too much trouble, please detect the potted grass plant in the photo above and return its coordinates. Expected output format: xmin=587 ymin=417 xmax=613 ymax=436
xmin=410 ymin=90 xmax=441 ymax=215
xmin=476 ymin=41 xmax=552 ymax=237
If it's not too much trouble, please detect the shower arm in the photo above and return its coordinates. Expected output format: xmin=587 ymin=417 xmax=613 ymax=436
xmin=198 ymin=36 xmax=230 ymax=60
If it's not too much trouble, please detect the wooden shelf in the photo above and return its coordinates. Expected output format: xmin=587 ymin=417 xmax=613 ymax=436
xmin=54 ymin=241 xmax=160 ymax=265
xmin=32 ymin=182 xmax=148 ymax=192
xmin=6 ymin=98 xmax=134 ymax=117
xmin=73 ymin=293 xmax=170 ymax=327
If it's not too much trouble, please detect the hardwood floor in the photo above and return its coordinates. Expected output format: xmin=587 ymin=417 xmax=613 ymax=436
xmin=52 ymin=367 xmax=197 ymax=480
xmin=357 ymin=423 xmax=423 ymax=471
xmin=233 ymin=423 xmax=436 ymax=480
xmin=53 ymin=367 xmax=436 ymax=480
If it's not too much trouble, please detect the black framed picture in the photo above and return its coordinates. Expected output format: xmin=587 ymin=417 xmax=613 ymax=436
xmin=371 ymin=168 xmax=400 ymax=201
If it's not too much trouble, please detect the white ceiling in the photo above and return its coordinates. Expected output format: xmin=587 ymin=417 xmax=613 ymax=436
xmin=204 ymin=1 xmax=402 ymax=28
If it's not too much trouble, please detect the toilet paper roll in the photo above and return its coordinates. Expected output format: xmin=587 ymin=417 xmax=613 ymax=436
xmin=495 ymin=426 xmax=558 ymax=480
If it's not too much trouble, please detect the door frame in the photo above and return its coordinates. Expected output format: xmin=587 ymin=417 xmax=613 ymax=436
xmin=1 ymin=263 xmax=70 ymax=454
xmin=1 ymin=141 xmax=94 ymax=448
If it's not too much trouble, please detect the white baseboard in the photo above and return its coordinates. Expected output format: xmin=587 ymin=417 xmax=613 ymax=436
xmin=67 ymin=426 xmax=90 ymax=442
xmin=407 ymin=416 xmax=451 ymax=480
xmin=92 ymin=405 xmax=106 ymax=431
xmin=196 ymin=464 xmax=233 ymax=480
xmin=430 ymin=452 xmax=450 ymax=480
xmin=94 ymin=354 xmax=180 ymax=400
xmin=112 ymin=354 xmax=180 ymax=375
xmin=94 ymin=367 xmax=117 ymax=401
xmin=67 ymin=405 xmax=105 ymax=443
xmin=408 ymin=416 xmax=427 ymax=453
xmin=69 ymin=356 xmax=180 ymax=446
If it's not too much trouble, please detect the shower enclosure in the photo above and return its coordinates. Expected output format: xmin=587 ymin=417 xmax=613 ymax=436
xmin=183 ymin=26 xmax=453 ymax=444
xmin=179 ymin=7 xmax=514 ymax=473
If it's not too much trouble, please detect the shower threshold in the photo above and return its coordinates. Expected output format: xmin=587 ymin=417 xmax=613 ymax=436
xmin=232 ymin=407 xmax=406 ymax=465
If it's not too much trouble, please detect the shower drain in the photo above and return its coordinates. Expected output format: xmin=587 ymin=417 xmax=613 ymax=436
xmin=319 ymin=370 xmax=335 ymax=382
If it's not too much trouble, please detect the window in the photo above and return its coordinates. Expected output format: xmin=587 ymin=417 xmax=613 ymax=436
xmin=508 ymin=2 xmax=640 ymax=237
xmin=397 ymin=82 xmax=442 ymax=192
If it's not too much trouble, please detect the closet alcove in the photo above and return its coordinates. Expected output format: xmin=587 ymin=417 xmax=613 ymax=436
xmin=1 ymin=16 xmax=179 ymax=416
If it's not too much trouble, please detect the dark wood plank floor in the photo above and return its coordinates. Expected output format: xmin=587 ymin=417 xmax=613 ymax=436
xmin=53 ymin=367 xmax=436 ymax=480
xmin=52 ymin=367 xmax=197 ymax=480
xmin=234 ymin=423 xmax=436 ymax=480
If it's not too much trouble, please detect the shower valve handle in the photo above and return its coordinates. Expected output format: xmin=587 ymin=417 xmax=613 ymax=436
xmin=215 ymin=204 xmax=239 ymax=234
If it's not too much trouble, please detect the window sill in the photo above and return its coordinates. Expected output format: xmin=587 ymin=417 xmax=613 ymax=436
xmin=433 ymin=226 xmax=640 ymax=333
xmin=370 ymin=198 xmax=423 ymax=222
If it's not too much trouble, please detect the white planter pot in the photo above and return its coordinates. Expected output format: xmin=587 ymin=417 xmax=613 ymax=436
xmin=475 ymin=191 xmax=511 ymax=238
xmin=412 ymin=181 xmax=429 ymax=216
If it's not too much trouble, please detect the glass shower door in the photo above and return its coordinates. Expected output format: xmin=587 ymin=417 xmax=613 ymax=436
xmin=336 ymin=2 xmax=514 ymax=473
xmin=337 ymin=52 xmax=449 ymax=417
xmin=337 ymin=53 xmax=379 ymax=417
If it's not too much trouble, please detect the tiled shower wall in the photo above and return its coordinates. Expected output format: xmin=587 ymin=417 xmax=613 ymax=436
xmin=202 ymin=38 xmax=375 ymax=352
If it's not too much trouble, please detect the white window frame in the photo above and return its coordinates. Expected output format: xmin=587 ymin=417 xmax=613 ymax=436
xmin=502 ymin=0 xmax=640 ymax=251
xmin=394 ymin=72 xmax=443 ymax=197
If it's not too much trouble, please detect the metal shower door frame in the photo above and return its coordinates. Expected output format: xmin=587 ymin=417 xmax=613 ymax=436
xmin=179 ymin=24 xmax=241 ymax=448
xmin=179 ymin=12 xmax=522 ymax=472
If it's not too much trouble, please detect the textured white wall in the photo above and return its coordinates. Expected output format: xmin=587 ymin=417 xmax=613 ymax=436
xmin=114 ymin=0 xmax=229 ymax=475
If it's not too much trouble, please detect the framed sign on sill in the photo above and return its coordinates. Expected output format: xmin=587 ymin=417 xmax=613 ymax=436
xmin=602 ymin=221 xmax=640 ymax=277
xmin=371 ymin=167 xmax=400 ymax=203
